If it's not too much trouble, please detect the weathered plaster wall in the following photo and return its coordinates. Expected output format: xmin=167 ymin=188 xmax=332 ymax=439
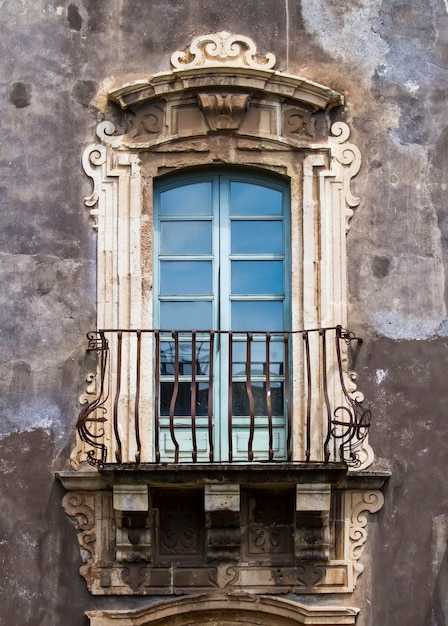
xmin=1 ymin=1 xmax=448 ymax=624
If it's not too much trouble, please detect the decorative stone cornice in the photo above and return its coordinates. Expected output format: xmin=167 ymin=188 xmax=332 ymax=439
xmin=108 ymin=32 xmax=342 ymax=111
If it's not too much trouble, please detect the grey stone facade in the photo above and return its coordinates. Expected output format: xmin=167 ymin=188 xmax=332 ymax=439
xmin=1 ymin=1 xmax=448 ymax=624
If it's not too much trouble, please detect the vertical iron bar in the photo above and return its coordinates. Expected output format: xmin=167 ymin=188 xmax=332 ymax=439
xmin=134 ymin=330 xmax=142 ymax=464
xmin=113 ymin=331 xmax=123 ymax=463
xmin=191 ymin=331 xmax=197 ymax=463
xmin=169 ymin=331 xmax=180 ymax=463
xmin=303 ymin=331 xmax=311 ymax=462
xmin=266 ymin=333 xmax=273 ymax=461
xmin=154 ymin=330 xmax=161 ymax=463
xmin=208 ymin=331 xmax=215 ymax=462
xmin=321 ymin=329 xmax=332 ymax=463
xmin=228 ymin=332 xmax=233 ymax=463
xmin=284 ymin=332 xmax=292 ymax=461
xmin=246 ymin=332 xmax=255 ymax=462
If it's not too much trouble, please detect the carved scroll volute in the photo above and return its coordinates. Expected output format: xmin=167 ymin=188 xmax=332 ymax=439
xmin=62 ymin=492 xmax=96 ymax=563
xmin=171 ymin=31 xmax=276 ymax=70
xmin=198 ymin=93 xmax=250 ymax=130
xmin=346 ymin=490 xmax=385 ymax=584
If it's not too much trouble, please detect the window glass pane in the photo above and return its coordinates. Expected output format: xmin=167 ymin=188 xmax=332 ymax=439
xmin=160 ymin=340 xmax=211 ymax=376
xmin=160 ymin=221 xmax=212 ymax=255
xmin=160 ymin=382 xmax=209 ymax=416
xmin=232 ymin=261 xmax=283 ymax=295
xmin=160 ymin=301 xmax=212 ymax=330
xmin=160 ymin=182 xmax=212 ymax=215
xmin=231 ymin=339 xmax=285 ymax=376
xmin=231 ymin=221 xmax=282 ymax=254
xmin=160 ymin=261 xmax=212 ymax=295
xmin=230 ymin=182 xmax=282 ymax=214
xmin=231 ymin=301 xmax=283 ymax=331
xmin=232 ymin=381 xmax=284 ymax=416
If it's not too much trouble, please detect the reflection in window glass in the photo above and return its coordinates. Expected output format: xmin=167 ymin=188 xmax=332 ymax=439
xmin=160 ymin=302 xmax=212 ymax=330
xmin=231 ymin=261 xmax=283 ymax=295
xmin=232 ymin=381 xmax=284 ymax=416
xmin=231 ymin=301 xmax=284 ymax=331
xmin=160 ymin=221 xmax=212 ymax=255
xmin=231 ymin=340 xmax=284 ymax=376
xmin=231 ymin=221 xmax=283 ymax=254
xmin=230 ymin=182 xmax=282 ymax=214
xmin=160 ymin=261 xmax=212 ymax=295
xmin=160 ymin=382 xmax=209 ymax=416
xmin=160 ymin=340 xmax=211 ymax=376
xmin=160 ymin=182 xmax=212 ymax=215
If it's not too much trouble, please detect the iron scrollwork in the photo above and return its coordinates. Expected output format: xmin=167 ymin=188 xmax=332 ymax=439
xmin=76 ymin=331 xmax=109 ymax=466
xmin=331 ymin=326 xmax=371 ymax=467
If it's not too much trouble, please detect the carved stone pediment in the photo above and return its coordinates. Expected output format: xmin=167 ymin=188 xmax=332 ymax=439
xmin=108 ymin=32 xmax=342 ymax=112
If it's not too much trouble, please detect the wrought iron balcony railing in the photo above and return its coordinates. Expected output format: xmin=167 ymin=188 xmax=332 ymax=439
xmin=76 ymin=327 xmax=370 ymax=468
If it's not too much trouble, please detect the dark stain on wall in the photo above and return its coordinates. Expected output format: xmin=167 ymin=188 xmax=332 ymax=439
xmin=68 ymin=4 xmax=83 ymax=31
xmin=72 ymin=80 xmax=98 ymax=108
xmin=9 ymin=81 xmax=32 ymax=108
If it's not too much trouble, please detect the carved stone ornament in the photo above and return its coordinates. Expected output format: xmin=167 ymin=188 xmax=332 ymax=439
xmin=198 ymin=92 xmax=250 ymax=130
xmin=171 ymin=31 xmax=276 ymax=70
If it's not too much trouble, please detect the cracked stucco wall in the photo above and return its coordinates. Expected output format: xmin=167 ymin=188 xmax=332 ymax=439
xmin=1 ymin=1 xmax=448 ymax=624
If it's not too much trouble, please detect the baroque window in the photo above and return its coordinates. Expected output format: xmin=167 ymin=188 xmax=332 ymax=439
xmin=58 ymin=33 xmax=388 ymax=607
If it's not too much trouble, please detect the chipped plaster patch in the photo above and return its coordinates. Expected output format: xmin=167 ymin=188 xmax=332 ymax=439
xmin=404 ymin=80 xmax=420 ymax=95
xmin=300 ymin=1 xmax=389 ymax=74
xmin=373 ymin=311 xmax=444 ymax=340
xmin=375 ymin=368 xmax=387 ymax=384
xmin=0 ymin=399 xmax=65 ymax=439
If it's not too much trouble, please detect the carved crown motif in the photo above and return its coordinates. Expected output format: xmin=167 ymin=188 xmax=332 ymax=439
xmin=171 ymin=31 xmax=276 ymax=71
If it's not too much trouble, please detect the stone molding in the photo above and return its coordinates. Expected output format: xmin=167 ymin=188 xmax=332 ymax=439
xmin=73 ymin=117 xmax=371 ymax=469
xmin=86 ymin=593 xmax=359 ymax=625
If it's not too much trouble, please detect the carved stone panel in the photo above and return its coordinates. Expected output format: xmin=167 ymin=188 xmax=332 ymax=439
xmin=152 ymin=488 xmax=205 ymax=564
xmin=242 ymin=488 xmax=295 ymax=565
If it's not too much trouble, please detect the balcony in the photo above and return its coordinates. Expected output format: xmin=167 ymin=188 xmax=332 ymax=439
xmin=76 ymin=326 xmax=370 ymax=469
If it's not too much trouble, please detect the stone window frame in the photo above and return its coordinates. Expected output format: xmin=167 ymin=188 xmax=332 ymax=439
xmin=72 ymin=31 xmax=373 ymax=469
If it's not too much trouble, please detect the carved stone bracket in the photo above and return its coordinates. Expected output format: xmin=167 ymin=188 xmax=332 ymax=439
xmin=295 ymin=484 xmax=331 ymax=561
xmin=205 ymin=484 xmax=241 ymax=561
xmin=346 ymin=489 xmax=384 ymax=584
xmin=113 ymin=485 xmax=151 ymax=563
xmin=62 ymin=492 xmax=96 ymax=563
